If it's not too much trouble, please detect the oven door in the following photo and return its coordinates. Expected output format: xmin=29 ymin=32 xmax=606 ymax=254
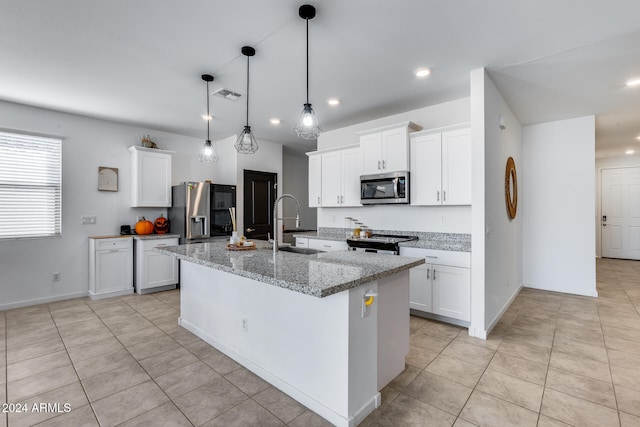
xmin=360 ymin=171 xmax=409 ymax=205
xmin=349 ymin=247 xmax=398 ymax=255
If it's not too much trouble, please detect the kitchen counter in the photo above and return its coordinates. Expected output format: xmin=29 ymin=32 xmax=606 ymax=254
xmin=294 ymin=228 xmax=471 ymax=252
xmin=155 ymin=240 xmax=424 ymax=297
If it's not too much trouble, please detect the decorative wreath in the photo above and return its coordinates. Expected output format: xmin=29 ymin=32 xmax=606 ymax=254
xmin=505 ymin=157 xmax=517 ymax=219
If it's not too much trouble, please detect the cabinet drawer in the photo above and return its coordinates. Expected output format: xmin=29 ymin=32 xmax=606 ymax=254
xmin=142 ymin=238 xmax=179 ymax=251
xmin=296 ymin=237 xmax=309 ymax=248
xmin=308 ymin=239 xmax=348 ymax=252
xmin=400 ymin=247 xmax=470 ymax=268
xmin=95 ymin=238 xmax=132 ymax=251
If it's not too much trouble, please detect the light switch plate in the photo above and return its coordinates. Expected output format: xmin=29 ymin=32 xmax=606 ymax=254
xmin=81 ymin=216 xmax=97 ymax=225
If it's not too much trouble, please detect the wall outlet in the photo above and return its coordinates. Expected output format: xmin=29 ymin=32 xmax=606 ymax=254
xmin=81 ymin=215 xmax=96 ymax=225
xmin=52 ymin=272 xmax=60 ymax=282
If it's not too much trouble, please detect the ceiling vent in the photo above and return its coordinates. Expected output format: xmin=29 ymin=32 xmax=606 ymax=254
xmin=211 ymin=88 xmax=241 ymax=101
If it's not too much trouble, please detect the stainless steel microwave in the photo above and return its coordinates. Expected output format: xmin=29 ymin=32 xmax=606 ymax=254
xmin=360 ymin=171 xmax=409 ymax=205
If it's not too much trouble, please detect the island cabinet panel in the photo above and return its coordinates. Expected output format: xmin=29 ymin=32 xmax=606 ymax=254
xmin=178 ymin=261 xmax=410 ymax=427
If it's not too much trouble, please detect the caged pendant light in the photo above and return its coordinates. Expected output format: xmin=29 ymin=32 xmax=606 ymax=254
xmin=235 ymin=46 xmax=259 ymax=154
xmin=199 ymin=74 xmax=218 ymax=163
xmin=294 ymin=4 xmax=321 ymax=140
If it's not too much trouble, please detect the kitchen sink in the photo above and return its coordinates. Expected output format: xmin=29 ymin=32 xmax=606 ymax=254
xmin=278 ymin=246 xmax=326 ymax=255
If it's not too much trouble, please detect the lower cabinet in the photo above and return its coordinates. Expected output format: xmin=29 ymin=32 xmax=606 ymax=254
xmin=89 ymin=237 xmax=134 ymax=300
xmin=400 ymin=247 xmax=470 ymax=324
xmin=296 ymin=237 xmax=348 ymax=252
xmin=134 ymin=237 xmax=179 ymax=294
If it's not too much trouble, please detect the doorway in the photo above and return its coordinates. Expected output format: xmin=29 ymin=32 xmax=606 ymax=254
xmin=243 ymin=170 xmax=277 ymax=241
xmin=601 ymin=167 xmax=640 ymax=260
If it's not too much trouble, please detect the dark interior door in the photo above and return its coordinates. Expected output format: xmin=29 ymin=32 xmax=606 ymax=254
xmin=244 ymin=170 xmax=277 ymax=240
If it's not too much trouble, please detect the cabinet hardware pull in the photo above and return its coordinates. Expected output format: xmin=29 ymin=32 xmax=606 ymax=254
xmin=323 ymin=245 xmax=331 ymax=248
xmin=433 ymin=269 xmax=436 ymax=280
xmin=340 ymin=195 xmax=344 ymax=204
xmin=377 ymin=160 xmax=381 ymax=170
xmin=443 ymin=190 xmax=446 ymax=201
xmin=110 ymin=249 xmax=119 ymax=253
xmin=337 ymin=195 xmax=340 ymax=203
xmin=425 ymin=255 xmax=438 ymax=259
xmin=437 ymin=191 xmax=440 ymax=202
xmin=427 ymin=268 xmax=430 ymax=279
xmin=382 ymin=160 xmax=386 ymax=169
xmin=318 ymin=196 xmax=321 ymax=204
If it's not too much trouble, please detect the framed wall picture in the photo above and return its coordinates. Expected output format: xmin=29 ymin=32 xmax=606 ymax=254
xmin=98 ymin=167 xmax=118 ymax=192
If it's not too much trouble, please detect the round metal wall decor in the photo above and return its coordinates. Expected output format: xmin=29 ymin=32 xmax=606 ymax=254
xmin=505 ymin=156 xmax=517 ymax=219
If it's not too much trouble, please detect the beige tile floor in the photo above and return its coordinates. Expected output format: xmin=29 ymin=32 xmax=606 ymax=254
xmin=1 ymin=257 xmax=639 ymax=426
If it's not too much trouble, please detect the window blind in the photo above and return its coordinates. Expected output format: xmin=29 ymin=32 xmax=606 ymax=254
xmin=0 ymin=131 xmax=62 ymax=239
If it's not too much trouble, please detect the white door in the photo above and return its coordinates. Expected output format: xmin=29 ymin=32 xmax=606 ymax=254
xmin=360 ymin=133 xmax=382 ymax=174
xmin=602 ymin=167 xmax=640 ymax=260
xmin=381 ymin=127 xmax=408 ymax=172
xmin=340 ymin=147 xmax=361 ymax=206
xmin=410 ymin=133 xmax=442 ymax=205
xmin=442 ymin=128 xmax=472 ymax=205
xmin=308 ymin=154 xmax=322 ymax=207
xmin=321 ymin=151 xmax=342 ymax=207
xmin=432 ymin=265 xmax=470 ymax=322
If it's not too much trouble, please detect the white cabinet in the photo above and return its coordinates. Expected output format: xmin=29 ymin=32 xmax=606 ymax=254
xmin=295 ymin=237 xmax=310 ymax=248
xmin=410 ymin=126 xmax=471 ymax=206
xmin=129 ymin=146 xmax=173 ymax=207
xmin=134 ymin=237 xmax=179 ymax=294
xmin=308 ymin=154 xmax=322 ymax=207
xmin=401 ymin=247 xmax=470 ymax=324
xmin=321 ymin=147 xmax=361 ymax=207
xmin=307 ymin=146 xmax=361 ymax=208
xmin=359 ymin=122 xmax=421 ymax=175
xmin=89 ymin=237 xmax=133 ymax=300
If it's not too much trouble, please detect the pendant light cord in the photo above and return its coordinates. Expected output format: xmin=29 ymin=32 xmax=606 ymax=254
xmin=246 ymin=55 xmax=250 ymax=127
xmin=206 ymin=80 xmax=210 ymax=141
xmin=306 ymin=17 xmax=309 ymax=104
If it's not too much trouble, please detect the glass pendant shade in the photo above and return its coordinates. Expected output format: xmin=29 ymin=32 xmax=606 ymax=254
xmin=294 ymin=103 xmax=320 ymax=140
xmin=199 ymin=139 xmax=217 ymax=163
xmin=235 ymin=126 xmax=258 ymax=154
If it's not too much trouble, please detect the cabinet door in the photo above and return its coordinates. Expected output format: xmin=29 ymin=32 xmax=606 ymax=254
xmin=295 ymin=237 xmax=309 ymax=248
xmin=95 ymin=249 xmax=132 ymax=294
xmin=142 ymin=250 xmax=178 ymax=289
xmin=321 ymin=151 xmax=342 ymax=207
xmin=308 ymin=154 xmax=322 ymax=207
xmin=132 ymin=150 xmax=172 ymax=207
xmin=410 ymin=133 xmax=442 ymax=205
xmin=442 ymin=128 xmax=471 ymax=205
xmin=409 ymin=265 xmax=432 ymax=312
xmin=360 ymin=133 xmax=383 ymax=175
xmin=432 ymin=265 xmax=470 ymax=321
xmin=340 ymin=147 xmax=361 ymax=206
xmin=381 ymin=127 xmax=408 ymax=172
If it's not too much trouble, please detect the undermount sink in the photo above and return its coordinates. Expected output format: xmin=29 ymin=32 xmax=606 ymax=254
xmin=278 ymin=246 xmax=326 ymax=255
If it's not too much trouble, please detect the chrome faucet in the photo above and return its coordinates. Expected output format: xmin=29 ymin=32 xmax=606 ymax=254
xmin=272 ymin=194 xmax=301 ymax=253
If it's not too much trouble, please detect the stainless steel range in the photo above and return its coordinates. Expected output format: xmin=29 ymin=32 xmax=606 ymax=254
xmin=347 ymin=234 xmax=418 ymax=255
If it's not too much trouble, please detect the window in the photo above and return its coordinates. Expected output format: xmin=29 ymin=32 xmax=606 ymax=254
xmin=0 ymin=131 xmax=62 ymax=239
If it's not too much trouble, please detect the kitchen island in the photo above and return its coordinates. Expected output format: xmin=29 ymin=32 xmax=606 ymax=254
xmin=156 ymin=241 xmax=424 ymax=427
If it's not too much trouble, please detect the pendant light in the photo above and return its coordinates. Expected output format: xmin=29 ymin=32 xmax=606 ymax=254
xmin=294 ymin=4 xmax=321 ymax=140
xmin=235 ymin=46 xmax=259 ymax=154
xmin=199 ymin=74 xmax=218 ymax=163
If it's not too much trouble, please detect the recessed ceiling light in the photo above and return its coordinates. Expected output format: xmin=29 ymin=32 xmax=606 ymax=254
xmin=201 ymin=114 xmax=212 ymax=121
xmin=626 ymin=78 xmax=640 ymax=87
xmin=415 ymin=67 xmax=431 ymax=78
xmin=636 ymin=135 xmax=640 ymax=140
xmin=626 ymin=150 xmax=635 ymax=155
xmin=270 ymin=118 xmax=281 ymax=125
xmin=327 ymin=98 xmax=340 ymax=106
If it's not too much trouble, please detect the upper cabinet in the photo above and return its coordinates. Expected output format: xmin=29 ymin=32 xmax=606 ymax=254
xmin=129 ymin=146 xmax=173 ymax=207
xmin=359 ymin=122 xmax=422 ymax=175
xmin=410 ymin=126 xmax=471 ymax=206
xmin=307 ymin=146 xmax=361 ymax=208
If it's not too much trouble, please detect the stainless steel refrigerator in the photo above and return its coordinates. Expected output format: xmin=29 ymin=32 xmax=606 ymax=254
xmin=169 ymin=182 xmax=211 ymax=243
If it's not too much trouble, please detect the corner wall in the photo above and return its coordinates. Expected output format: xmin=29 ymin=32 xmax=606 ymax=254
xmin=522 ymin=116 xmax=596 ymax=297
xmin=470 ymin=69 xmax=523 ymax=338
xmin=283 ymin=148 xmax=317 ymax=231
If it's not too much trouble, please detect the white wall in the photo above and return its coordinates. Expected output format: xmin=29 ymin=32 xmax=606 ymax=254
xmin=522 ymin=116 xmax=596 ymax=297
xmin=315 ymin=98 xmax=472 ymax=233
xmin=469 ymin=69 xmax=523 ymax=338
xmin=283 ymin=148 xmax=317 ymax=230
xmin=594 ymin=155 xmax=640 ymax=257
xmin=0 ymin=100 xmax=225 ymax=309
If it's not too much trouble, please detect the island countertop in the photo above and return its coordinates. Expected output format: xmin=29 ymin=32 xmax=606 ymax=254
xmin=155 ymin=240 xmax=424 ymax=298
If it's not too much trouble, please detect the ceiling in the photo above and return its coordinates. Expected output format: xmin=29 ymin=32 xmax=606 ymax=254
xmin=2 ymin=0 xmax=640 ymax=157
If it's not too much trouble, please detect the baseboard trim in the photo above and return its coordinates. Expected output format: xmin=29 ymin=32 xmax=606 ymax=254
xmin=0 ymin=291 xmax=88 ymax=311
xmin=485 ymin=283 xmax=523 ymax=335
xmin=523 ymin=283 xmax=598 ymax=298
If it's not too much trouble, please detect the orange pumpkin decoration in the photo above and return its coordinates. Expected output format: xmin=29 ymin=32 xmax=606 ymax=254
xmin=154 ymin=214 xmax=169 ymax=234
xmin=135 ymin=217 xmax=154 ymax=235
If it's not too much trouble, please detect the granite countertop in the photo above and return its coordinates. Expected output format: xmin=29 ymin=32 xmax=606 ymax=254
xmin=155 ymin=240 xmax=424 ymax=298
xmin=293 ymin=228 xmax=471 ymax=252
xmin=133 ymin=234 xmax=180 ymax=240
